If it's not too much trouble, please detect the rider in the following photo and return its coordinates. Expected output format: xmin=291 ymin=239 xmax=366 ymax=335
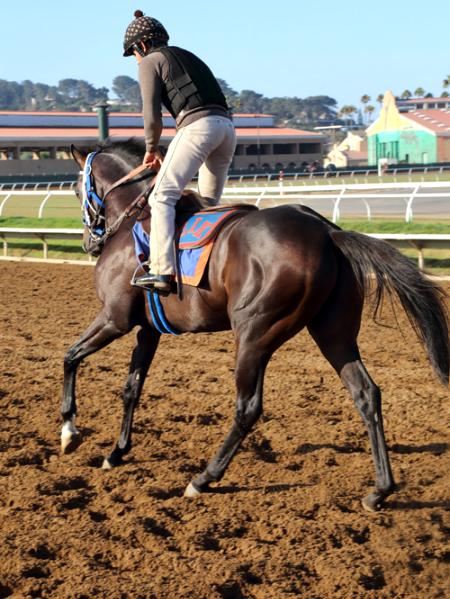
xmin=123 ymin=10 xmax=236 ymax=292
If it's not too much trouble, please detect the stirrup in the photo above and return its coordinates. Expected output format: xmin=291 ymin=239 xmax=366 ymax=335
xmin=132 ymin=272 xmax=173 ymax=292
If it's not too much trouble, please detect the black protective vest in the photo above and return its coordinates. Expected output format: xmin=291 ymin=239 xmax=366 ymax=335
xmin=154 ymin=46 xmax=228 ymax=118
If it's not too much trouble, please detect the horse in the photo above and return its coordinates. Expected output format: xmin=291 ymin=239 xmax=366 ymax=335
xmin=61 ymin=140 xmax=449 ymax=512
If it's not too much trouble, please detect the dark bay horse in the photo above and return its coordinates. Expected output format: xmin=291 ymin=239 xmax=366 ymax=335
xmin=61 ymin=140 xmax=449 ymax=511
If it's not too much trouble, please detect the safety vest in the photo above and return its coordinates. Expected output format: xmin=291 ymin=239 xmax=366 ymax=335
xmin=154 ymin=46 xmax=229 ymax=118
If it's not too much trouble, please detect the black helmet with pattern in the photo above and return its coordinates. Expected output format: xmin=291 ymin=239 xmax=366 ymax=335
xmin=123 ymin=10 xmax=169 ymax=57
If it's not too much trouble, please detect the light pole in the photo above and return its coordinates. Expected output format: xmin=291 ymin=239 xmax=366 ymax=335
xmin=95 ymin=100 xmax=110 ymax=142
xmin=255 ymin=114 xmax=261 ymax=169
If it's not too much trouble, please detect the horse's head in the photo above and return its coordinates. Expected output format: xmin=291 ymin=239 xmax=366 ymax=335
xmin=71 ymin=142 xmax=155 ymax=257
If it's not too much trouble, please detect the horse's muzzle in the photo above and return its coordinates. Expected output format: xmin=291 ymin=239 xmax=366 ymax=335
xmin=83 ymin=229 xmax=103 ymax=257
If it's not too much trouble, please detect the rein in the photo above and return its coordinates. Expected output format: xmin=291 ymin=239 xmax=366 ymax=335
xmin=81 ymin=152 xmax=156 ymax=253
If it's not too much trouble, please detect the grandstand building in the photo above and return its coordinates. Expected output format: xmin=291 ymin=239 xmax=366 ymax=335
xmin=0 ymin=111 xmax=325 ymax=179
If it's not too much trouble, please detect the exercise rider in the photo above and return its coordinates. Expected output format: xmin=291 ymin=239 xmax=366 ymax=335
xmin=123 ymin=10 xmax=236 ymax=292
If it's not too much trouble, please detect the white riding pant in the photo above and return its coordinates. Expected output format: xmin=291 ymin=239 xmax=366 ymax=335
xmin=149 ymin=115 xmax=236 ymax=275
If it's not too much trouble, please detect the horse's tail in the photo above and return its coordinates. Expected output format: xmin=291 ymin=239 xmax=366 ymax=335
xmin=330 ymin=230 xmax=449 ymax=385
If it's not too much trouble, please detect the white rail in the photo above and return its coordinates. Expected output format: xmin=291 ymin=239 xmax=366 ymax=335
xmin=1 ymin=228 xmax=450 ymax=271
xmin=221 ymin=181 xmax=450 ymax=223
xmin=2 ymin=182 xmax=448 ymax=223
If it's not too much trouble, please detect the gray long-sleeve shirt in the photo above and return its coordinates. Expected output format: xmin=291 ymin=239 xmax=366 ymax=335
xmin=138 ymin=48 xmax=230 ymax=152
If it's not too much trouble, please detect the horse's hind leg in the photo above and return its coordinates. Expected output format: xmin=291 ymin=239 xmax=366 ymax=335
xmin=61 ymin=310 xmax=129 ymax=454
xmin=308 ymin=292 xmax=395 ymax=511
xmin=185 ymin=340 xmax=267 ymax=497
xmin=102 ymin=326 xmax=160 ymax=469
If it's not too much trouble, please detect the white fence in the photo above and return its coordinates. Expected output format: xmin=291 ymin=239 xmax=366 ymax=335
xmin=221 ymin=181 xmax=450 ymax=223
xmin=1 ymin=228 xmax=450 ymax=271
xmin=0 ymin=181 xmax=449 ymax=223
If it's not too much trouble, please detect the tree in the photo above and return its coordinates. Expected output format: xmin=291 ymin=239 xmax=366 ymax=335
xmin=217 ymin=79 xmax=238 ymax=109
xmin=443 ymin=75 xmax=450 ymax=89
xmin=360 ymin=95 xmax=371 ymax=124
xmin=112 ymin=76 xmax=142 ymax=110
xmin=414 ymin=87 xmax=425 ymax=97
xmin=401 ymin=89 xmax=412 ymax=99
xmin=364 ymin=105 xmax=375 ymax=123
xmin=376 ymin=94 xmax=384 ymax=105
xmin=238 ymin=90 xmax=264 ymax=113
xmin=338 ymin=105 xmax=357 ymax=126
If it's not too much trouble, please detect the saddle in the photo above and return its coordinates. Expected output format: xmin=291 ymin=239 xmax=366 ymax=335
xmin=133 ymin=197 xmax=257 ymax=286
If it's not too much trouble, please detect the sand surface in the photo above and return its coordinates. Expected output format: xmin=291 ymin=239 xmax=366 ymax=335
xmin=0 ymin=261 xmax=448 ymax=598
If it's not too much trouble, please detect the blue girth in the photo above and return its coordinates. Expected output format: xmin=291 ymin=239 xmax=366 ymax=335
xmin=146 ymin=290 xmax=181 ymax=336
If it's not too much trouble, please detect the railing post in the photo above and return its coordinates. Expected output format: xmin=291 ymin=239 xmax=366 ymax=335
xmin=405 ymin=184 xmax=420 ymax=223
xmin=332 ymin=187 xmax=346 ymax=223
xmin=38 ymin=193 xmax=52 ymax=219
xmin=0 ymin=193 xmax=12 ymax=216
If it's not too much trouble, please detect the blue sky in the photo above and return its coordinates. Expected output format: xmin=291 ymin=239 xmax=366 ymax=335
xmin=0 ymin=0 xmax=449 ymax=110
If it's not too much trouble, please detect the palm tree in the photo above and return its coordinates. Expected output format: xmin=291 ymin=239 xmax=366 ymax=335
xmin=365 ymin=105 xmax=375 ymax=123
xmin=376 ymin=94 xmax=384 ymax=105
xmin=360 ymin=95 xmax=371 ymax=124
xmin=401 ymin=90 xmax=412 ymax=99
xmin=339 ymin=105 xmax=357 ymax=127
xmin=443 ymin=75 xmax=450 ymax=89
xmin=414 ymin=87 xmax=425 ymax=97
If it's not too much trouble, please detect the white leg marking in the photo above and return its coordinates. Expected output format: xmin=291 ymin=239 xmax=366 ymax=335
xmin=61 ymin=419 xmax=81 ymax=454
xmin=184 ymin=482 xmax=202 ymax=498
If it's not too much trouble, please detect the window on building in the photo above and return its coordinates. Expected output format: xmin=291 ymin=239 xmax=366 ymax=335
xmin=299 ymin=143 xmax=321 ymax=154
xmin=273 ymin=143 xmax=297 ymax=154
xmin=246 ymin=145 xmax=261 ymax=156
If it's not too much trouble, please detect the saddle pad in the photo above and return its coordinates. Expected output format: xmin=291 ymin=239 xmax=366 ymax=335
xmin=133 ymin=222 xmax=214 ymax=286
xmin=132 ymin=207 xmax=249 ymax=286
xmin=179 ymin=209 xmax=242 ymax=249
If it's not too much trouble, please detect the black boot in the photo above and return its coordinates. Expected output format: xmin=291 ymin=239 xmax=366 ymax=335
xmin=133 ymin=272 xmax=172 ymax=292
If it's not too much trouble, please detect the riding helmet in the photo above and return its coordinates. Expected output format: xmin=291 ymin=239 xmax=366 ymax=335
xmin=123 ymin=10 xmax=169 ymax=56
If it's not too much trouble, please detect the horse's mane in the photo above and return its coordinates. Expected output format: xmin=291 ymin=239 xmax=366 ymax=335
xmin=97 ymin=138 xmax=146 ymax=168
xmin=94 ymin=138 xmax=203 ymax=213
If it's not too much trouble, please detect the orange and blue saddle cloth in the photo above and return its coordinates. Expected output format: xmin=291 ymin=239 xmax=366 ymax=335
xmin=132 ymin=207 xmax=248 ymax=286
xmin=132 ymin=206 xmax=255 ymax=335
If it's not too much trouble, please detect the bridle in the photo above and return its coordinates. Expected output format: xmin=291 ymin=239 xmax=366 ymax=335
xmin=80 ymin=151 xmax=156 ymax=255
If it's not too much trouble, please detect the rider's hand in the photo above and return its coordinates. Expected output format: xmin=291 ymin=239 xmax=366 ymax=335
xmin=143 ymin=150 xmax=163 ymax=171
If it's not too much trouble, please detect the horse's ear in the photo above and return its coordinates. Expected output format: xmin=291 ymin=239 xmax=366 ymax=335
xmin=71 ymin=145 xmax=88 ymax=169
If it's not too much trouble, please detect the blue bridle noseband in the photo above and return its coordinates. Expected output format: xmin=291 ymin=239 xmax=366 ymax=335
xmin=79 ymin=150 xmax=155 ymax=255
xmin=81 ymin=151 xmax=106 ymax=239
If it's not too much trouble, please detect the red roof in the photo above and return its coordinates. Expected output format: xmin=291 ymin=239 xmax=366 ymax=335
xmin=399 ymin=97 xmax=450 ymax=104
xmin=0 ymin=127 xmax=322 ymax=140
xmin=404 ymin=109 xmax=450 ymax=134
xmin=0 ymin=110 xmax=273 ymax=118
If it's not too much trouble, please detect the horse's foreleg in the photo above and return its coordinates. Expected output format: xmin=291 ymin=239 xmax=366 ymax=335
xmin=185 ymin=345 xmax=267 ymax=497
xmin=61 ymin=311 xmax=128 ymax=454
xmin=102 ymin=326 xmax=160 ymax=469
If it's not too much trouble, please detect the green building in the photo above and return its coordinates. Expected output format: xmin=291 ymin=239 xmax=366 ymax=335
xmin=366 ymin=91 xmax=450 ymax=165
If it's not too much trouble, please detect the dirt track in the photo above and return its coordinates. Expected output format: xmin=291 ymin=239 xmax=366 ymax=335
xmin=0 ymin=261 xmax=449 ymax=598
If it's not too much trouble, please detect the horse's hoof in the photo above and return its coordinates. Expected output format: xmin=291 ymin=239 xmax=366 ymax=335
xmin=184 ymin=482 xmax=202 ymax=498
xmin=61 ymin=423 xmax=82 ymax=454
xmin=101 ymin=458 xmax=114 ymax=470
xmin=362 ymin=493 xmax=383 ymax=513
